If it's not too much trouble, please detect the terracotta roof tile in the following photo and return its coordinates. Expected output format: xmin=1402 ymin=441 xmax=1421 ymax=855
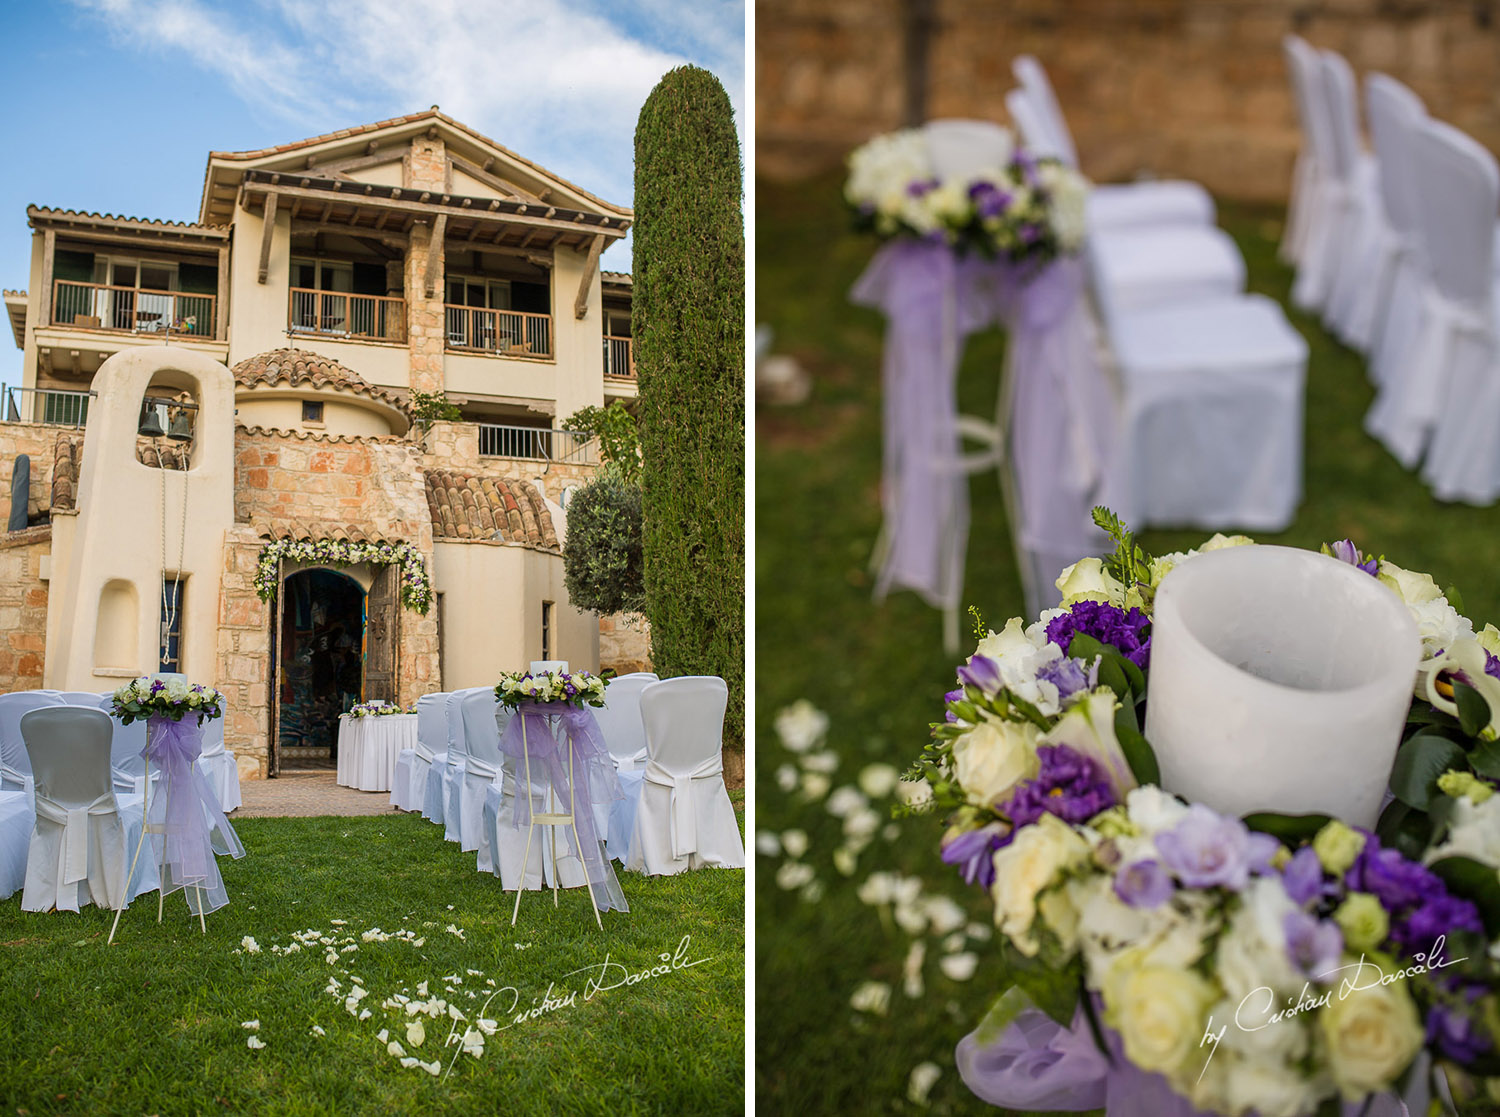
xmin=249 ymin=519 xmax=410 ymax=545
xmin=231 ymin=348 xmax=411 ymax=416
xmin=424 ymin=469 xmax=558 ymax=551
xmin=50 ymin=433 xmax=190 ymax=511
xmin=27 ymin=205 xmax=228 ymax=234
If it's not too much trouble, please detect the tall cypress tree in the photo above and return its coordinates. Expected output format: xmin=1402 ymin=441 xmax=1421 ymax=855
xmin=633 ymin=66 xmax=745 ymax=756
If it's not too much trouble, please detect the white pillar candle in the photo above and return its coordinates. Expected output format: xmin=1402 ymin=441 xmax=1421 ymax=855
xmin=1144 ymin=545 xmax=1420 ymax=828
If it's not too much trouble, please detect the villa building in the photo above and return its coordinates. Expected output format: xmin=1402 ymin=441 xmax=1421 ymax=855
xmin=0 ymin=108 xmax=645 ymax=777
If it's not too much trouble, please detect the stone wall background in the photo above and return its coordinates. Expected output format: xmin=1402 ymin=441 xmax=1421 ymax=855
xmin=757 ymin=0 xmax=1500 ymax=201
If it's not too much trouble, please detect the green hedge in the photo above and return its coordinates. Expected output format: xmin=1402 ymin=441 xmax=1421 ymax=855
xmin=633 ymin=65 xmax=745 ymax=749
xmin=562 ymin=468 xmax=645 ymax=616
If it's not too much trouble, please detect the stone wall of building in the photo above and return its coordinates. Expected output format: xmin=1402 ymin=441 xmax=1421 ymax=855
xmin=405 ymin=135 xmax=449 ymax=395
xmin=757 ymin=0 xmax=1500 ymax=202
xmin=599 ymin=611 xmax=652 ymax=674
xmin=0 ymin=422 xmax=70 ymax=520
xmin=0 ymin=526 xmax=51 ymax=691
xmin=215 ymin=524 xmax=273 ymax=780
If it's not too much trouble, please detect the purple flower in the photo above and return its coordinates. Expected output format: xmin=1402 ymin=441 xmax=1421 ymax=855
xmin=956 ymin=655 xmax=1003 ymax=693
xmin=1394 ymin=892 xmax=1484 ymax=957
xmin=943 ymin=688 xmax=963 ymax=723
xmin=1155 ymin=804 xmax=1254 ymax=891
xmin=1284 ymin=910 xmax=1344 ymax=979
xmin=1486 ymin=650 xmax=1500 ymax=682
xmin=1001 ymin=744 xmax=1116 ymax=832
xmin=1327 ymin=539 xmax=1379 ymax=576
xmin=1346 ymin=834 xmax=1485 ymax=957
xmin=942 ymin=823 xmax=1006 ymax=889
xmin=968 ymin=181 xmax=1013 ymax=219
xmin=1045 ymin=602 xmax=1152 ymax=669
xmin=1114 ymin=859 xmax=1173 ymax=909
xmin=1035 ymin=656 xmax=1098 ymax=704
xmin=906 ymin=177 xmax=940 ymax=198
xmin=1427 ymin=992 xmax=1491 ymax=1062
xmin=1281 ymin=846 xmax=1327 ymax=906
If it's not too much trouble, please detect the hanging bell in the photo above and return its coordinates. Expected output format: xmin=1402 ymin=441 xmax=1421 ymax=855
xmin=138 ymin=404 xmax=165 ymax=438
xmin=166 ymin=409 xmax=194 ymax=441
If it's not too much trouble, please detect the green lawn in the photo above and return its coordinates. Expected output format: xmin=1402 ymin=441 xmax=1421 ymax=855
xmin=753 ymin=173 xmax=1500 ymax=1114
xmin=0 ymin=810 xmax=744 ymax=1116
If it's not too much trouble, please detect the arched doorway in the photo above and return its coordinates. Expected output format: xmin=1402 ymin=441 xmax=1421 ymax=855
xmin=277 ymin=568 xmax=365 ymax=769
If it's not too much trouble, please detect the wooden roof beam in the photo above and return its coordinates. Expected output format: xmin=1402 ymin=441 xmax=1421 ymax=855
xmin=257 ymin=192 xmax=278 ymax=283
xmin=574 ymin=234 xmax=604 ymax=320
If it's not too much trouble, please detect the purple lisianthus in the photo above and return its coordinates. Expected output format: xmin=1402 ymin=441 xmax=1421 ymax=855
xmin=906 ymin=177 xmax=939 ymax=198
xmin=969 ymin=181 xmax=1012 ymax=219
xmin=1281 ymin=846 xmax=1328 ymax=906
xmin=1001 ymin=744 xmax=1116 ymax=833
xmin=942 ymin=823 xmax=1007 ymax=890
xmin=1284 ymin=910 xmax=1344 ymax=979
xmin=1486 ymin=650 xmax=1500 ymax=682
xmin=1327 ymin=539 xmax=1379 ymax=576
xmin=1427 ymin=991 xmax=1491 ymax=1062
xmin=1045 ymin=601 xmax=1152 ymax=670
xmin=1114 ymin=859 xmax=1173 ymax=909
xmin=1393 ymin=892 xmax=1484 ymax=957
xmin=957 ymin=654 xmax=1003 ymax=694
xmin=943 ymin=688 xmax=963 ymax=723
xmin=1035 ymin=655 xmax=1098 ymax=705
xmin=1155 ymin=804 xmax=1254 ymax=891
xmin=1346 ymin=834 xmax=1485 ymax=957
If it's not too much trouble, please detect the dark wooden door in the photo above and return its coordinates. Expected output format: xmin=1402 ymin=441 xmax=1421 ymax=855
xmin=363 ymin=564 xmax=399 ymax=704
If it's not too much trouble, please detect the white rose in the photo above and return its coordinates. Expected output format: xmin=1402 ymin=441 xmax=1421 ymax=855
xmin=1124 ymin=785 xmax=1190 ymax=835
xmin=1074 ymin=879 xmax=1212 ymax=992
xmin=971 ymin=617 xmax=1064 ymax=714
xmin=1426 ymin=793 xmax=1500 ymax=866
xmin=990 ymin=813 xmax=1090 ymax=954
xmin=1104 ymin=960 xmax=1218 ymax=1077
xmin=1215 ymin=878 xmax=1305 ymax=1005
xmin=1054 ymin=557 xmax=1124 ymax=605
xmin=1199 ymin=533 xmax=1255 ymax=552
xmin=1321 ymin=970 xmax=1424 ymax=1099
xmin=1407 ymin=595 xmax=1474 ymax=657
xmin=1214 ymin=1048 xmax=1324 ymax=1117
xmin=951 ymin=717 xmax=1039 ymax=807
xmin=1377 ymin=559 xmax=1443 ymax=606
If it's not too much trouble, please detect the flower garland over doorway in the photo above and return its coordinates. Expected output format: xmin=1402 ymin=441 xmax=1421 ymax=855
xmin=253 ymin=539 xmax=433 ymax=614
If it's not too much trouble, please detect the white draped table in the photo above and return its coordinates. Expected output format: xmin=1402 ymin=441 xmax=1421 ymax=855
xmin=336 ymin=714 xmax=416 ymax=793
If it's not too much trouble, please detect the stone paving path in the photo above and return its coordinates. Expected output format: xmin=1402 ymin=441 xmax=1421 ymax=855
xmin=235 ymin=770 xmax=400 ymax=818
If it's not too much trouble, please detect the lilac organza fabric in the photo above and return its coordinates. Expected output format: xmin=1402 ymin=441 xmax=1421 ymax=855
xmin=143 ymin=715 xmax=244 ymax=915
xmin=498 ymin=703 xmax=627 ymax=913
xmin=850 ymin=241 xmax=1110 ymax=614
xmin=957 ymin=1005 xmax=1413 ymax=1116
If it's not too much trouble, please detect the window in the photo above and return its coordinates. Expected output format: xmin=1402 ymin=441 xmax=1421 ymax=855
xmin=160 ymin=578 xmax=184 ymax=673
xmin=302 ymin=400 xmax=325 ymax=425
xmin=541 ymin=601 xmax=554 ymax=662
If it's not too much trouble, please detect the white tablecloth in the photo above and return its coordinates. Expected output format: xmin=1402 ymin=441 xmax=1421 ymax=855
xmin=337 ymin=714 xmax=416 ymax=793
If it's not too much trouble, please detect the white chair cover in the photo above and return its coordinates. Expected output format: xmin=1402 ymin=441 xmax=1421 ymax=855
xmin=19 ymin=706 xmax=158 ymax=912
xmin=197 ymin=713 xmax=241 ymax=813
xmin=1368 ymin=118 xmax=1500 ymax=475
xmin=0 ymin=691 xmax=59 ymax=794
xmin=1088 ymin=224 xmax=1246 ymax=333
xmin=443 ymin=689 xmax=478 ymax=843
xmin=391 ymin=692 xmax=438 ymax=812
xmin=592 ymin=674 xmax=657 ymax=772
xmin=413 ymin=692 xmax=450 ymax=820
xmin=625 ymin=677 xmax=744 ymax=876
xmin=1321 ymin=53 xmax=1385 ymax=341
xmin=925 ymin=118 xmax=1014 ymax=179
xmin=1012 ymin=54 xmax=1078 ymax=168
xmin=1290 ymin=46 xmax=1361 ymax=312
xmin=481 ymin=711 xmax=589 ymax=891
xmin=1004 ymin=88 xmax=1064 ymax=161
xmin=96 ymin=693 xmax=148 ymax=796
xmin=1279 ymin=36 xmax=1324 ymax=265
xmin=460 ymin=689 xmax=504 ymax=860
xmin=0 ymin=789 xmax=32 ymax=898
xmin=529 ymin=660 xmax=569 ymax=673
xmin=1097 ymin=295 xmax=1309 ymax=531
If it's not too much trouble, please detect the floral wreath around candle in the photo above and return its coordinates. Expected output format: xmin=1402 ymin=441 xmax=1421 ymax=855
xmin=346 ymin=702 xmax=413 ymax=718
xmin=110 ymin=676 xmax=224 ymax=725
xmin=253 ymin=538 xmax=432 ymax=615
xmin=494 ymin=669 xmax=608 ymax=710
xmin=846 ymin=127 xmax=1090 ymax=264
xmin=906 ymin=509 xmax=1500 ymax=1115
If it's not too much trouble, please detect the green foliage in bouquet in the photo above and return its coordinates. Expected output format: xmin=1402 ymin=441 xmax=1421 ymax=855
xmin=633 ymin=65 xmax=745 ymax=749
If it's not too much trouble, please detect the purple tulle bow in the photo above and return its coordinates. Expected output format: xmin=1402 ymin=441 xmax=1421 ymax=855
xmin=143 ymin=715 xmax=218 ymax=893
xmin=497 ymin=703 xmax=624 ymax=911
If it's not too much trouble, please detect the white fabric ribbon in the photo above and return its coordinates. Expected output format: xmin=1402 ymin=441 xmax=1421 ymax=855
xmin=413 ymin=743 xmax=435 ymax=766
xmin=33 ymin=790 xmax=115 ymax=885
xmin=644 ymin=754 xmax=723 ymax=859
xmin=464 ymin=755 xmax=502 ymax=787
xmin=0 ymin=761 xmax=29 ymax=792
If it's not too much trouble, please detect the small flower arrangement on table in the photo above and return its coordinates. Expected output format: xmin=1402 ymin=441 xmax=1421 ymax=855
xmin=845 ymin=127 xmax=1089 ymax=264
xmin=346 ymin=702 xmax=412 ymax=718
xmin=908 ymin=510 xmax=1500 ymax=1116
xmin=110 ymin=676 xmax=223 ymax=725
xmin=494 ymin=669 xmax=608 ymax=710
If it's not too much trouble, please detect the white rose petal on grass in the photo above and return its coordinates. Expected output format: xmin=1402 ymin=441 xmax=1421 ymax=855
xmin=388 ymin=1041 xmax=406 ymax=1058
xmin=376 ymin=1028 xmax=389 ymax=1043
xmin=903 ymin=940 xmax=927 ymax=999
xmin=755 ymin=831 xmax=781 ymax=857
xmin=858 ymin=763 xmax=900 ymax=799
xmin=461 ymin=1028 xmax=485 ymax=1058
xmin=799 ymin=879 xmax=825 ymax=903
xmin=775 ymin=764 xmax=798 ymax=792
xmin=240 ymin=936 xmax=260 ymax=954
xmin=330 ymin=918 xmax=347 ymax=926
xmin=477 ymin=1018 xmax=499 ymax=1035
xmin=940 ymin=953 xmax=979 ymax=982
xmin=908 ymin=1062 xmax=942 ymax=1106
xmin=779 ymin=829 xmax=809 ymax=859
xmin=416 ymin=981 xmax=429 ymax=997
xmin=800 ymin=773 xmax=831 ymax=801
xmin=850 ymin=981 xmax=892 ymax=1016
xmin=775 ymin=861 xmax=815 ymax=890
xmin=406 ymin=1020 xmax=426 ymax=1047
xmin=924 ymin=896 xmax=968 ymax=937
xmin=825 ymin=785 xmax=868 ymax=818
xmin=310 ymin=1025 xmax=325 ymax=1037
xmin=774 ymin=699 xmax=829 ymax=753
xmin=857 ymin=871 xmax=900 ymax=906
xmin=800 ymin=750 xmax=839 ymax=774
xmin=240 ymin=1020 xmax=260 ymax=1031
xmin=358 ymin=1009 xmax=372 ymax=1020
xmin=445 ymin=924 xmax=466 ymax=940
xmin=832 ymin=847 xmax=858 ymax=877
xmin=882 ymin=823 xmax=902 ymax=843
xmin=246 ymin=1036 xmax=265 ymax=1050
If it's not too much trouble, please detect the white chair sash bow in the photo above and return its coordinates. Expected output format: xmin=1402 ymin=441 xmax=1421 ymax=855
xmin=644 ymin=753 xmax=724 ymax=860
xmin=34 ymin=789 xmax=116 ymax=886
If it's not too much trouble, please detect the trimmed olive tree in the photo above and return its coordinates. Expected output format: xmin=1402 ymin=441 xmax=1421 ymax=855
xmin=633 ymin=66 xmax=745 ymax=752
xmin=562 ymin=467 xmax=644 ymax=615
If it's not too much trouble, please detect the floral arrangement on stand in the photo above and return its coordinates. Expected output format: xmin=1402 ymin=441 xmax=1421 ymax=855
xmin=253 ymin=538 xmax=432 ymax=614
xmin=907 ymin=510 xmax=1500 ymax=1116
xmin=346 ymin=702 xmax=413 ymax=719
xmin=845 ymin=127 xmax=1089 ymax=263
xmin=110 ymin=676 xmax=224 ymax=725
xmin=494 ymin=669 xmax=608 ymax=710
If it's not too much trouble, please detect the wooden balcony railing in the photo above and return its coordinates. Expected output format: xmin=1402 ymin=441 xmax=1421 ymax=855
xmin=52 ymin=280 xmax=216 ymax=338
xmin=288 ymin=288 xmax=406 ymax=342
xmin=444 ymin=306 xmax=553 ymax=359
xmin=603 ymin=335 xmax=634 ymax=379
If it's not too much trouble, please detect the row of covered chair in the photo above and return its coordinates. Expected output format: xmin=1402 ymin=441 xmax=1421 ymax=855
xmin=1283 ymin=35 xmax=1500 ymax=504
xmin=388 ymin=667 xmax=744 ymax=885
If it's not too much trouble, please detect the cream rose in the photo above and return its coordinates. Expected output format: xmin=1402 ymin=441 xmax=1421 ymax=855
xmin=951 ymin=717 xmax=1039 ymax=807
xmin=991 ymin=813 xmax=1090 ymax=954
xmin=1321 ymin=969 xmax=1424 ymax=1099
xmin=1199 ymin=533 xmax=1255 ymax=552
xmin=1054 ymin=557 xmax=1125 ymax=606
xmin=1104 ymin=960 xmax=1218 ymax=1077
xmin=1376 ymin=560 xmax=1443 ymax=605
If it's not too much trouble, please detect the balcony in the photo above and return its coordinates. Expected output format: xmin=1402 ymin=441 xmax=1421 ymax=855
xmin=52 ymin=281 xmax=215 ymax=339
xmin=603 ymin=335 xmax=634 ymax=379
xmin=445 ymin=306 xmax=553 ymax=360
xmin=2 ymin=385 xmax=95 ymax=427
xmin=476 ymin=424 xmax=596 ymax=464
xmin=288 ymin=288 xmax=406 ymax=343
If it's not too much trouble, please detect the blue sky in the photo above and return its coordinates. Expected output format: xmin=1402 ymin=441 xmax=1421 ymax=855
xmin=0 ymin=0 xmax=745 ymax=387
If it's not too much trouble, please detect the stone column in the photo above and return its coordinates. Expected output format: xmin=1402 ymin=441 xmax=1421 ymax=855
xmin=403 ymin=136 xmax=450 ymax=396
